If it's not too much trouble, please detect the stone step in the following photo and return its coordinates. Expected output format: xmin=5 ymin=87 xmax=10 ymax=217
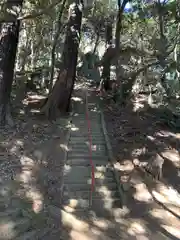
xmin=71 ymin=128 xmax=102 ymax=134
xmin=73 ymin=115 xmax=100 ymax=120
xmin=68 ymin=144 xmax=107 ymax=151
xmin=72 ymin=117 xmax=100 ymax=121
xmin=0 ymin=208 xmax=22 ymax=218
xmin=63 ymin=203 xmax=123 ymax=219
xmin=15 ymin=227 xmax=53 ymax=240
xmin=64 ymin=182 xmax=117 ymax=192
xmin=15 ymin=230 xmax=37 ymax=240
xmin=67 ymin=154 xmax=108 ymax=160
xmin=63 ymin=197 xmax=121 ymax=210
xmin=63 ymin=189 xmax=119 ymax=199
xmin=70 ymin=133 xmax=104 ymax=137
xmin=0 ymin=218 xmax=31 ymax=239
xmin=64 ymin=165 xmax=114 ymax=178
xmin=64 ymin=175 xmax=115 ymax=184
xmin=48 ymin=205 xmax=123 ymax=229
xmin=68 ymin=152 xmax=107 ymax=157
xmin=69 ymin=139 xmax=105 ymax=145
xmin=72 ymin=121 xmax=100 ymax=126
xmin=70 ymin=136 xmax=104 ymax=140
xmin=68 ymin=148 xmax=106 ymax=153
xmin=66 ymin=159 xmax=108 ymax=166
xmin=72 ymin=122 xmax=100 ymax=126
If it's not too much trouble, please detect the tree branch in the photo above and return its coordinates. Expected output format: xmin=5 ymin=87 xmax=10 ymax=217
xmin=18 ymin=0 xmax=63 ymax=20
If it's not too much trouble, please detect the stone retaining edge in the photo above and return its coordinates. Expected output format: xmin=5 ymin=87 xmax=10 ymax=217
xmin=100 ymin=110 xmax=125 ymax=207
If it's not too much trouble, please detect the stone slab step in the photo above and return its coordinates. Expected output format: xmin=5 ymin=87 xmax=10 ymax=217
xmin=15 ymin=230 xmax=37 ymax=240
xmin=49 ymin=205 xmax=124 ymax=230
xmin=15 ymin=227 xmax=53 ymax=240
xmin=0 ymin=208 xmax=21 ymax=218
xmin=64 ymin=165 xmax=114 ymax=178
xmin=69 ymin=140 xmax=105 ymax=145
xmin=64 ymin=175 xmax=115 ymax=184
xmin=64 ymin=182 xmax=117 ymax=191
xmin=73 ymin=115 xmax=100 ymax=120
xmin=64 ymin=206 xmax=123 ymax=220
xmin=69 ymin=144 xmax=107 ymax=151
xmin=48 ymin=205 xmax=90 ymax=231
xmin=70 ymin=136 xmax=104 ymax=140
xmin=63 ymin=189 xmax=119 ymax=199
xmin=68 ymin=148 xmax=106 ymax=153
xmin=72 ymin=122 xmax=101 ymax=126
xmin=63 ymin=197 xmax=121 ymax=210
xmin=66 ymin=159 xmax=109 ymax=166
xmin=67 ymin=154 xmax=108 ymax=160
xmin=67 ymin=150 xmax=107 ymax=156
xmin=70 ymin=133 xmax=104 ymax=137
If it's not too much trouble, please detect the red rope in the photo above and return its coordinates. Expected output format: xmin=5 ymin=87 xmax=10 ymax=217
xmin=85 ymin=92 xmax=95 ymax=204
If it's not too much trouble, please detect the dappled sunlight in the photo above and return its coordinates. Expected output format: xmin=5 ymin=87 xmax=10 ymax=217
xmin=25 ymin=187 xmax=44 ymax=213
xmin=161 ymin=149 xmax=180 ymax=167
xmin=64 ymin=164 xmax=72 ymax=176
xmin=0 ymin=220 xmax=16 ymax=240
xmin=60 ymin=143 xmax=70 ymax=152
xmin=71 ymin=97 xmax=83 ymax=102
xmin=161 ymin=225 xmax=180 ymax=239
xmin=133 ymin=100 xmax=145 ymax=112
xmin=152 ymin=184 xmax=180 ymax=207
xmin=70 ymin=125 xmax=80 ymax=131
xmin=9 ymin=139 xmax=24 ymax=156
xmin=61 ymin=209 xmax=89 ymax=231
xmin=68 ymin=198 xmax=89 ymax=209
xmin=127 ymin=220 xmax=148 ymax=237
xmin=20 ymin=155 xmax=34 ymax=166
xmin=133 ymin=183 xmax=152 ymax=203
xmin=150 ymin=207 xmax=180 ymax=226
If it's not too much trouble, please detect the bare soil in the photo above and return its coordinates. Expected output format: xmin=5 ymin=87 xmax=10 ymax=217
xmin=103 ymin=96 xmax=180 ymax=239
xmin=0 ymin=98 xmax=70 ymax=238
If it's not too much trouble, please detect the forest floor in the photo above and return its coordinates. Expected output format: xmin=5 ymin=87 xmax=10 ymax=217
xmin=0 ymin=86 xmax=180 ymax=239
xmin=103 ymin=94 xmax=180 ymax=239
xmin=0 ymin=99 xmax=71 ymax=239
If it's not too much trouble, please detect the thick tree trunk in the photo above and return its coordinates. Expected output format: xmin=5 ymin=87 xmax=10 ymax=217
xmin=0 ymin=19 xmax=22 ymax=125
xmin=115 ymin=0 xmax=128 ymax=83
xmin=49 ymin=0 xmax=67 ymax=91
xmin=42 ymin=0 xmax=83 ymax=120
xmin=100 ymin=22 xmax=113 ymax=91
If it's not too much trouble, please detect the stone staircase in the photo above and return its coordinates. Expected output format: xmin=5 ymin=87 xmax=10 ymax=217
xmin=61 ymin=91 xmax=122 ymax=225
xmin=0 ymin=87 xmax=123 ymax=240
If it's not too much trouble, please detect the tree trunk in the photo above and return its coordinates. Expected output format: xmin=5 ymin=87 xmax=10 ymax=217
xmin=42 ymin=0 xmax=83 ymax=120
xmin=100 ymin=22 xmax=113 ymax=91
xmin=49 ymin=0 xmax=67 ymax=91
xmin=0 ymin=0 xmax=23 ymax=125
xmin=115 ymin=0 xmax=129 ymax=83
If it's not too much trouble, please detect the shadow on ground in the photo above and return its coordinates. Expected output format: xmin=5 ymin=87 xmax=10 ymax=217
xmin=103 ymin=94 xmax=180 ymax=240
xmin=0 ymin=105 xmax=69 ymax=239
xmin=1 ymin=83 xmax=179 ymax=240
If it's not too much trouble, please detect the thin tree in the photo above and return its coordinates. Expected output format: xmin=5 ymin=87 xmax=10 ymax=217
xmin=0 ymin=0 xmax=24 ymax=126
